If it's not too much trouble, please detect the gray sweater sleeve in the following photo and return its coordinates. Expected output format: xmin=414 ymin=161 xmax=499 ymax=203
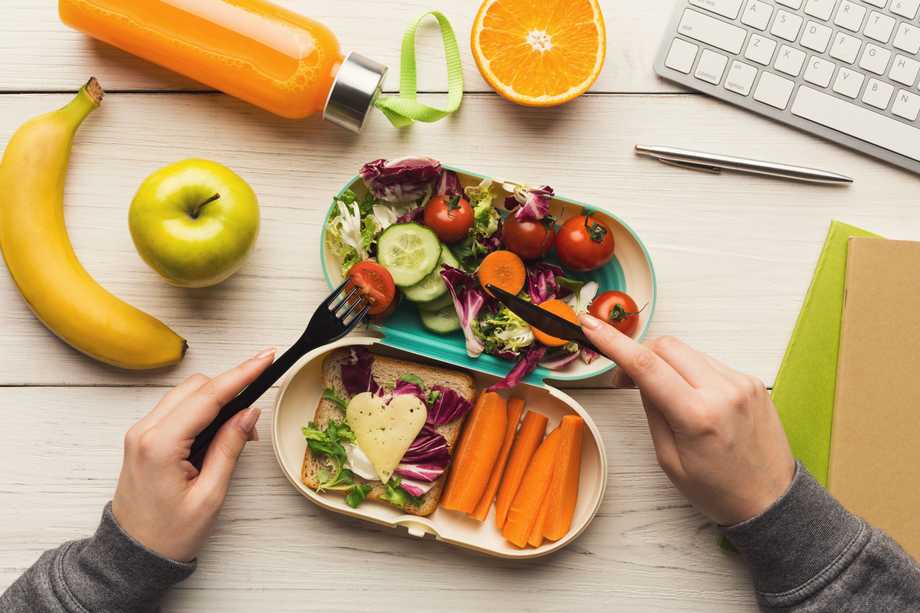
xmin=722 ymin=462 xmax=920 ymax=612
xmin=0 ymin=502 xmax=195 ymax=613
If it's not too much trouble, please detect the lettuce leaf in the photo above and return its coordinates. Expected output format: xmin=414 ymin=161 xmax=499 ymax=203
xmin=302 ymin=420 xmax=358 ymax=491
xmin=475 ymin=305 xmax=535 ymax=358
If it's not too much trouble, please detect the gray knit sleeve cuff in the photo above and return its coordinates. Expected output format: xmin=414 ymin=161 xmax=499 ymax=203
xmin=56 ymin=502 xmax=196 ymax=611
xmin=720 ymin=462 xmax=870 ymax=607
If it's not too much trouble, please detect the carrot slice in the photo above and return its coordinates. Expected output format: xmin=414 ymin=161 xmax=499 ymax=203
xmin=542 ymin=415 xmax=585 ymax=541
xmin=470 ymin=397 xmax=526 ymax=522
xmin=479 ymin=250 xmax=525 ymax=297
xmin=501 ymin=427 xmax=561 ymax=548
xmin=494 ymin=411 xmax=549 ymax=528
xmin=440 ymin=392 xmax=508 ymax=513
xmin=531 ymin=299 xmax=578 ymax=347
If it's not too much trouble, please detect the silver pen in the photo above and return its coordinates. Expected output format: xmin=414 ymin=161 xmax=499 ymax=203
xmin=635 ymin=144 xmax=853 ymax=185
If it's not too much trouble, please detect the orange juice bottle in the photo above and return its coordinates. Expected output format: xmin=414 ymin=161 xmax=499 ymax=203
xmin=59 ymin=0 xmax=387 ymax=131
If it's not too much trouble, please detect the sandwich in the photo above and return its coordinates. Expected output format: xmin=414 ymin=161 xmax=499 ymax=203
xmin=301 ymin=347 xmax=475 ymax=516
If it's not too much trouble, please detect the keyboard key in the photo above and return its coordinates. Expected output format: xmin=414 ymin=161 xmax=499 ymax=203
xmin=775 ymin=45 xmax=807 ymax=76
xmin=805 ymin=56 xmax=836 ymax=86
xmin=792 ymin=86 xmax=920 ymax=162
xmin=830 ymin=31 xmax=861 ymax=63
xmin=833 ymin=66 xmax=866 ymax=97
xmin=745 ymin=33 xmax=778 ymax=65
xmin=893 ymin=22 xmax=920 ymax=55
xmin=863 ymin=0 xmax=887 ymax=6
xmin=725 ymin=60 xmax=758 ymax=95
xmin=741 ymin=0 xmax=773 ymax=30
xmin=864 ymin=11 xmax=896 ymax=44
xmin=805 ymin=0 xmax=838 ymax=20
xmin=892 ymin=89 xmax=920 ymax=120
xmin=890 ymin=54 xmax=920 ymax=86
xmin=771 ymin=10 xmax=804 ymax=40
xmin=890 ymin=0 xmax=920 ymax=19
xmin=863 ymin=78 xmax=895 ymax=108
xmin=695 ymin=49 xmax=729 ymax=84
xmin=776 ymin=0 xmax=803 ymax=7
xmin=678 ymin=9 xmax=748 ymax=54
xmin=665 ymin=38 xmax=699 ymax=74
xmin=834 ymin=0 xmax=866 ymax=31
xmin=859 ymin=44 xmax=892 ymax=75
xmin=801 ymin=21 xmax=833 ymax=52
xmin=754 ymin=71 xmax=795 ymax=108
xmin=689 ymin=0 xmax=744 ymax=19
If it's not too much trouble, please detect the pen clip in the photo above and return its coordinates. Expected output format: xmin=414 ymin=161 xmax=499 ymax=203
xmin=657 ymin=158 xmax=722 ymax=175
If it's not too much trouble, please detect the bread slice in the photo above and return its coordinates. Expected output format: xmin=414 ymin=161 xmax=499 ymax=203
xmin=302 ymin=349 xmax=476 ymax=516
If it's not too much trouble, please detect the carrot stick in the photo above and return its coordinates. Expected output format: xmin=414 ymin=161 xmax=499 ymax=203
xmin=501 ymin=427 xmax=561 ymax=548
xmin=527 ymin=492 xmax=550 ymax=548
xmin=470 ymin=397 xmax=526 ymax=522
xmin=542 ymin=415 xmax=585 ymax=542
xmin=494 ymin=411 xmax=549 ymax=529
xmin=440 ymin=392 xmax=508 ymax=513
xmin=479 ymin=250 xmax=525 ymax=297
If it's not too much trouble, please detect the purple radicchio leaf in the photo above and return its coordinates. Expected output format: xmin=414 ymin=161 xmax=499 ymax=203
xmin=526 ymin=262 xmax=565 ymax=304
xmin=398 ymin=478 xmax=435 ymax=497
xmin=504 ymin=185 xmax=554 ymax=222
xmin=487 ymin=346 xmax=547 ymax=392
xmin=395 ymin=426 xmax=450 ymax=483
xmin=392 ymin=379 xmax=425 ymax=402
xmin=440 ymin=265 xmax=488 ymax=358
xmin=580 ymin=346 xmax=601 ymax=364
xmin=340 ymin=347 xmax=380 ymax=396
xmin=359 ymin=157 xmax=442 ymax=203
xmin=426 ymin=385 xmax=473 ymax=425
xmin=436 ymin=170 xmax=463 ymax=197
xmin=541 ymin=348 xmax=581 ymax=370
xmin=395 ymin=206 xmax=425 ymax=224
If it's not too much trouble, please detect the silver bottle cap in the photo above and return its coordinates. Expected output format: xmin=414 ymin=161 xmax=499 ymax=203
xmin=323 ymin=52 xmax=388 ymax=133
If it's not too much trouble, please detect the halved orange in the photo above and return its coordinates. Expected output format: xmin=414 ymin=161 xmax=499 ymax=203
xmin=471 ymin=0 xmax=606 ymax=107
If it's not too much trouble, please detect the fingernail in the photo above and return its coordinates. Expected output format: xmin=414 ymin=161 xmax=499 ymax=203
xmin=238 ymin=407 xmax=261 ymax=434
xmin=579 ymin=313 xmax=602 ymax=330
xmin=252 ymin=348 xmax=275 ymax=361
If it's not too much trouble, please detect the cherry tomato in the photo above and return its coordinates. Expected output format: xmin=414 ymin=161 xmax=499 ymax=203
xmin=348 ymin=261 xmax=396 ymax=316
xmin=589 ymin=290 xmax=641 ymax=337
xmin=555 ymin=214 xmax=615 ymax=272
xmin=424 ymin=194 xmax=474 ymax=244
xmin=501 ymin=215 xmax=555 ymax=260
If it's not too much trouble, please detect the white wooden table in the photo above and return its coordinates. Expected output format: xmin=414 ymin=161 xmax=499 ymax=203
xmin=2 ymin=2 xmax=919 ymax=611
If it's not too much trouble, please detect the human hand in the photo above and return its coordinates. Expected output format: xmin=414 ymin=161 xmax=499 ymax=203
xmin=579 ymin=314 xmax=794 ymax=526
xmin=111 ymin=349 xmax=275 ymax=562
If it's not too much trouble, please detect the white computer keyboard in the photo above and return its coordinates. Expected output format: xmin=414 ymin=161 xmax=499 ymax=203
xmin=655 ymin=0 xmax=920 ymax=174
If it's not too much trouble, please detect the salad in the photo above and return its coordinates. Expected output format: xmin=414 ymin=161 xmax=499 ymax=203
xmin=326 ymin=157 xmax=642 ymax=389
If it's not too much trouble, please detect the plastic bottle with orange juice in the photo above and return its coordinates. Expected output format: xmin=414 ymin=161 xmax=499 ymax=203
xmin=59 ymin=0 xmax=390 ymax=131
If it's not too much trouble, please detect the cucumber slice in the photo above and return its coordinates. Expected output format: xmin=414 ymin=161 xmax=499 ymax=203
xmin=403 ymin=245 xmax=460 ymax=303
xmin=417 ymin=292 xmax=453 ymax=313
xmin=377 ymin=223 xmax=441 ymax=287
xmin=419 ymin=304 xmax=461 ymax=334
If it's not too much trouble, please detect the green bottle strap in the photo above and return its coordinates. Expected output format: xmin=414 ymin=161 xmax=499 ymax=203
xmin=374 ymin=11 xmax=464 ymax=128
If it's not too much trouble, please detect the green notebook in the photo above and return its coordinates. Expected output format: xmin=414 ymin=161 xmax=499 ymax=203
xmin=772 ymin=221 xmax=879 ymax=486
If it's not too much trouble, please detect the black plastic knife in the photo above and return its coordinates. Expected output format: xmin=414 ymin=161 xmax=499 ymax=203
xmin=486 ymin=284 xmax=601 ymax=355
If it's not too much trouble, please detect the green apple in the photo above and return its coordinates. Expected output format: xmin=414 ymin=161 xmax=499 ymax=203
xmin=129 ymin=159 xmax=260 ymax=288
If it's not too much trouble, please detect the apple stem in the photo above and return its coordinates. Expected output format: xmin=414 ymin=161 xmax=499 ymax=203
xmin=191 ymin=193 xmax=220 ymax=219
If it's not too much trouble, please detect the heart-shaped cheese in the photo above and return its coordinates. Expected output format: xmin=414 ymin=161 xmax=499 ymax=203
xmin=345 ymin=392 xmax=427 ymax=483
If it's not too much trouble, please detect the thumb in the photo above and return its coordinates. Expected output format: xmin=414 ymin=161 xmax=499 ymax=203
xmin=196 ymin=407 xmax=261 ymax=499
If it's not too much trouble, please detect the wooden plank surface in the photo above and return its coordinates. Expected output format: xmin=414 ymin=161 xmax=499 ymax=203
xmin=0 ymin=387 xmax=757 ymax=612
xmin=3 ymin=1 xmax=920 ymax=611
xmin=1 ymin=1 xmax=681 ymax=94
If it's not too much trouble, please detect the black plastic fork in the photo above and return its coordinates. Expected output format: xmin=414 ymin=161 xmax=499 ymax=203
xmin=188 ymin=280 xmax=369 ymax=469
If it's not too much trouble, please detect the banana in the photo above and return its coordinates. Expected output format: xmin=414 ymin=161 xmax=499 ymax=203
xmin=0 ymin=78 xmax=187 ymax=369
